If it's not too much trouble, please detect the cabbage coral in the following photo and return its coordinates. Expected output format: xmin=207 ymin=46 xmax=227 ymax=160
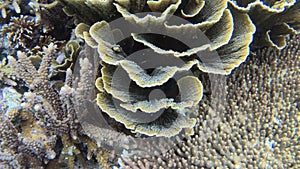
xmin=75 ymin=0 xmax=255 ymax=137
xmin=230 ymin=0 xmax=300 ymax=49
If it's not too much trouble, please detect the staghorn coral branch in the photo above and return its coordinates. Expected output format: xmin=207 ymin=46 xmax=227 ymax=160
xmin=0 ymin=113 xmax=19 ymax=152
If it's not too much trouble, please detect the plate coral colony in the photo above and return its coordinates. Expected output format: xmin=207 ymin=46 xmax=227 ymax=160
xmin=0 ymin=0 xmax=299 ymax=169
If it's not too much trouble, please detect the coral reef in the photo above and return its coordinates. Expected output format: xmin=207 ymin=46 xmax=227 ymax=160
xmin=0 ymin=43 xmax=116 ymax=168
xmin=0 ymin=0 xmax=299 ymax=168
xmin=118 ymin=34 xmax=299 ymax=169
xmin=0 ymin=87 xmax=57 ymax=168
xmin=31 ymin=0 xmax=74 ymax=40
xmin=76 ymin=0 xmax=255 ymax=137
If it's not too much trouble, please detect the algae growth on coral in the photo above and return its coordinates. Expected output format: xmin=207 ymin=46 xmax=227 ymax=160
xmin=0 ymin=0 xmax=299 ymax=168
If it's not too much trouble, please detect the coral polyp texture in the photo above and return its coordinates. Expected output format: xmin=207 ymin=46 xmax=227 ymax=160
xmin=0 ymin=0 xmax=299 ymax=168
xmin=118 ymin=35 xmax=300 ymax=169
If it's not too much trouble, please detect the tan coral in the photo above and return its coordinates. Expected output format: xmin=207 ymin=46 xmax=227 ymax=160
xmin=66 ymin=0 xmax=299 ymax=51
xmin=52 ymin=40 xmax=81 ymax=71
xmin=232 ymin=0 xmax=296 ymax=11
xmin=230 ymin=0 xmax=300 ymax=49
xmin=114 ymin=1 xmax=255 ymax=74
xmin=58 ymin=0 xmax=121 ymax=24
xmin=96 ymin=91 xmax=198 ymax=137
xmin=147 ymin=0 xmax=179 ymax=12
xmin=75 ymin=0 xmax=257 ymax=137
xmin=0 ymin=0 xmax=20 ymax=18
xmin=118 ymin=35 xmax=299 ymax=169
xmin=0 ymin=15 xmax=64 ymax=56
xmin=120 ymin=76 xmax=203 ymax=113
xmin=96 ymin=63 xmax=202 ymax=136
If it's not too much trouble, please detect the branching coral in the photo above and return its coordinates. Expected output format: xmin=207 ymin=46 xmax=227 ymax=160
xmin=0 ymin=0 xmax=21 ymax=18
xmin=1 ymin=15 xmax=38 ymax=50
xmin=0 ymin=0 xmax=74 ymax=56
xmin=0 ymin=43 xmax=117 ymax=168
xmin=0 ymin=87 xmax=57 ymax=168
xmin=1 ymin=44 xmax=68 ymax=167
xmin=0 ymin=15 xmax=65 ymax=55
xmin=1 ymin=43 xmax=72 ymax=133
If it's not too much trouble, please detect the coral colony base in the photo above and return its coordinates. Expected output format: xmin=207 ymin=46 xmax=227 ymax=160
xmin=0 ymin=0 xmax=299 ymax=169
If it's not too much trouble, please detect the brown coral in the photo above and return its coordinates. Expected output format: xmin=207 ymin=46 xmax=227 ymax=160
xmin=118 ymin=34 xmax=299 ymax=169
xmin=0 ymin=15 xmax=64 ymax=55
xmin=0 ymin=0 xmax=20 ymax=18
xmin=0 ymin=42 xmax=116 ymax=168
xmin=0 ymin=0 xmax=299 ymax=168
xmin=63 ymin=0 xmax=300 ymax=50
xmin=230 ymin=0 xmax=300 ymax=49
xmin=0 ymin=88 xmax=57 ymax=168
xmin=58 ymin=0 xmax=121 ymax=25
xmin=75 ymin=0 xmax=255 ymax=137
xmin=1 ymin=15 xmax=37 ymax=50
